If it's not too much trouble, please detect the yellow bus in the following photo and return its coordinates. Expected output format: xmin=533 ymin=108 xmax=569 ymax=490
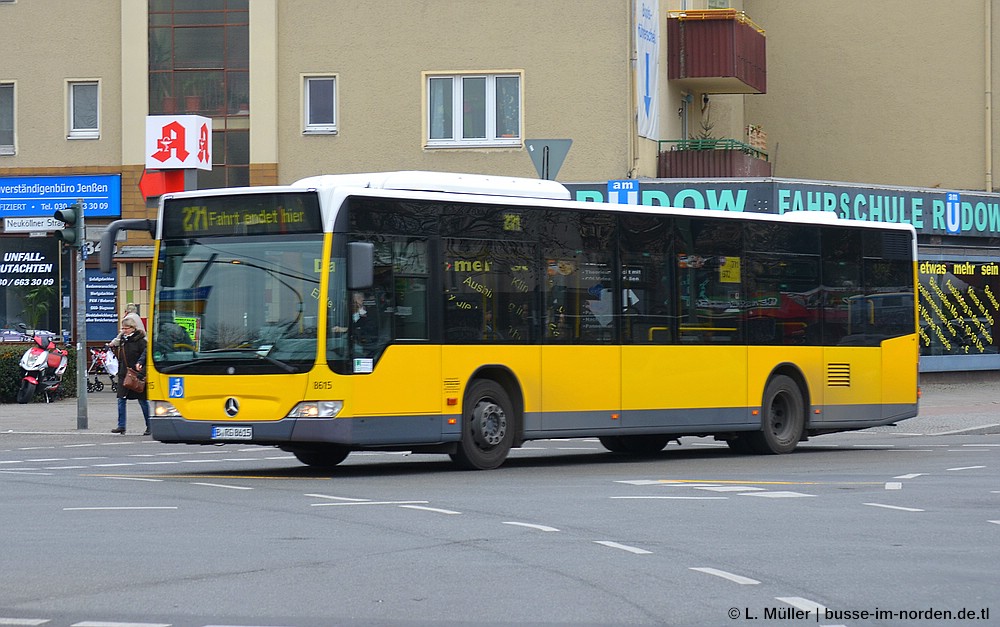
xmin=100 ymin=171 xmax=919 ymax=469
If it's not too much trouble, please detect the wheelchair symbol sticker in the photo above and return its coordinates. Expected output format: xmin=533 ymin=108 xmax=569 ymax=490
xmin=168 ymin=377 xmax=185 ymax=398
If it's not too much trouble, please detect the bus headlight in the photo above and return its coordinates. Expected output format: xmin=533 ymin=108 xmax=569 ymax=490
xmin=151 ymin=401 xmax=182 ymax=417
xmin=287 ymin=400 xmax=344 ymax=418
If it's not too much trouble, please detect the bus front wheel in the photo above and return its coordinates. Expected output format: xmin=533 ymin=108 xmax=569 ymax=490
xmin=747 ymin=374 xmax=805 ymax=454
xmin=451 ymin=379 xmax=514 ymax=470
xmin=290 ymin=445 xmax=350 ymax=468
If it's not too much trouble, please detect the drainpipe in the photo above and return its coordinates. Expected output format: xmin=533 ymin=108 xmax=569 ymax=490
xmin=986 ymin=0 xmax=993 ymax=191
xmin=628 ymin=2 xmax=639 ymax=178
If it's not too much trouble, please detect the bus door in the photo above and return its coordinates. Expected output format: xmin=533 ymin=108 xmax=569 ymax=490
xmin=540 ymin=255 xmax=621 ymax=431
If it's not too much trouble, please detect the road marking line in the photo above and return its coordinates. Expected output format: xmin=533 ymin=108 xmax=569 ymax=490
xmin=696 ymin=486 xmax=765 ymax=492
xmin=594 ymin=541 xmax=652 ymax=555
xmin=305 ymin=493 xmax=369 ymax=501
xmin=106 ymin=476 xmax=163 ymax=482
xmin=690 ymin=567 xmax=760 ymax=585
xmin=989 ymin=520 xmax=1000 ymax=525
xmin=44 ymin=466 xmax=87 ymax=470
xmin=742 ymin=491 xmax=816 ymax=498
xmin=503 ymin=521 xmax=559 ymax=532
xmin=72 ymin=622 xmax=171 ymax=627
xmin=965 ymin=443 xmax=1000 ymax=447
xmin=659 ymin=479 xmax=819 ymax=485
xmin=191 ymin=482 xmax=253 ymax=490
xmin=0 ymin=471 xmax=52 ymax=476
xmin=863 ymin=502 xmax=924 ymax=512
xmin=611 ymin=495 xmax=727 ymax=500
xmin=0 ymin=618 xmax=50 ymax=625
xmin=63 ymin=507 xmax=177 ymax=511
xmin=894 ymin=473 xmax=924 ymax=479
xmin=947 ymin=465 xmax=986 ymax=471
xmin=885 ymin=482 xmax=902 ymax=490
xmin=775 ymin=596 xmax=826 ymax=616
xmin=311 ymin=500 xmax=428 ymax=507
xmin=400 ymin=505 xmax=461 ymax=514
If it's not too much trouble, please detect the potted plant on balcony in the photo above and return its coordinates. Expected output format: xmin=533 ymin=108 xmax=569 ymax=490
xmin=688 ymin=116 xmax=719 ymax=150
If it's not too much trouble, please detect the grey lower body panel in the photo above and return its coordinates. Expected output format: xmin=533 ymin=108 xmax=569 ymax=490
xmin=151 ymin=413 xmax=462 ymax=447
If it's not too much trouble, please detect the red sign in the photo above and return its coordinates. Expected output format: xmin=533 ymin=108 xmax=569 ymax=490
xmin=138 ymin=169 xmax=186 ymax=200
xmin=145 ymin=115 xmax=213 ymax=171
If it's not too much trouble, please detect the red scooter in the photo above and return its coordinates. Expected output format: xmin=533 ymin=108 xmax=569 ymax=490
xmin=16 ymin=324 xmax=68 ymax=404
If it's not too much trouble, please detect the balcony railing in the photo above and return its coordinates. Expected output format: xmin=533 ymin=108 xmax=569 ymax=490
xmin=657 ymin=139 xmax=771 ymax=178
xmin=659 ymin=138 xmax=768 ymax=161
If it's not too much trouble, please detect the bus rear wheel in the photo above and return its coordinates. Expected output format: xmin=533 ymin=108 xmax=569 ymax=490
xmin=290 ymin=445 xmax=350 ymax=468
xmin=450 ymin=379 xmax=514 ymax=470
xmin=599 ymin=435 xmax=672 ymax=454
xmin=746 ymin=374 xmax=805 ymax=454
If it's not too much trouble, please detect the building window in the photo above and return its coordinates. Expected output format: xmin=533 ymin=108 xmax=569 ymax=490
xmin=426 ymin=73 xmax=521 ymax=147
xmin=0 ymin=82 xmax=13 ymax=155
xmin=303 ymin=76 xmax=337 ymax=134
xmin=69 ymin=81 xmax=99 ymax=139
xmin=149 ymin=2 xmax=249 ymax=187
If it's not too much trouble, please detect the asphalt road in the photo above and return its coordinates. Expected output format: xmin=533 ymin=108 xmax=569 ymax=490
xmin=0 ymin=424 xmax=997 ymax=626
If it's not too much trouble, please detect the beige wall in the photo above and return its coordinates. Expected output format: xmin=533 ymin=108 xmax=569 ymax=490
xmin=2 ymin=0 xmax=998 ymax=194
xmin=273 ymin=0 xmax=635 ymax=184
xmin=0 ymin=0 xmax=122 ymax=168
xmin=745 ymin=0 xmax=998 ymax=191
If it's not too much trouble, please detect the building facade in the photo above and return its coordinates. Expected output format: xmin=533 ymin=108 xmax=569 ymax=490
xmin=1 ymin=0 xmax=999 ymax=371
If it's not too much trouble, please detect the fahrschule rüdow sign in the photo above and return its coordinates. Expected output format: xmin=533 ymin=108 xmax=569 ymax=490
xmin=565 ymin=178 xmax=1000 ymax=239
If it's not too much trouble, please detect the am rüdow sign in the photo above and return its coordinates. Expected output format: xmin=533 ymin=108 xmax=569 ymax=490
xmin=565 ymin=178 xmax=1000 ymax=239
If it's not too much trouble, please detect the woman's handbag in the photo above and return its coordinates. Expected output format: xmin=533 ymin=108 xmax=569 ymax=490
xmin=122 ymin=368 xmax=145 ymax=393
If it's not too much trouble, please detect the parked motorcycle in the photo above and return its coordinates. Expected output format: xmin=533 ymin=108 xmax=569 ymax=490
xmin=16 ymin=324 xmax=69 ymax=404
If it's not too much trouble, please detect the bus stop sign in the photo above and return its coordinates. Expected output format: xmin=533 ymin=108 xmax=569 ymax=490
xmin=526 ymin=139 xmax=572 ymax=180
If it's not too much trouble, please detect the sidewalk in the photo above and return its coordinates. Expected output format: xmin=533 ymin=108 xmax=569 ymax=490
xmin=1 ymin=373 xmax=998 ymax=436
xmin=0 ymin=388 xmax=131 ymax=435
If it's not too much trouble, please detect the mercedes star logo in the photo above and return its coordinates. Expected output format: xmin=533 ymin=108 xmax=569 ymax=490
xmin=224 ymin=397 xmax=240 ymax=417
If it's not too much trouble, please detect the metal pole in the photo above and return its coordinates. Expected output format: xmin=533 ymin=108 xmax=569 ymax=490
xmin=75 ymin=199 xmax=88 ymax=429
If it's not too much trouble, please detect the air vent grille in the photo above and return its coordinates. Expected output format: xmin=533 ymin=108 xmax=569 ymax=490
xmin=827 ymin=363 xmax=851 ymax=387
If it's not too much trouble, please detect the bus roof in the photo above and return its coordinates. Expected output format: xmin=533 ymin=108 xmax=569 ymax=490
xmin=293 ymin=171 xmax=571 ymax=201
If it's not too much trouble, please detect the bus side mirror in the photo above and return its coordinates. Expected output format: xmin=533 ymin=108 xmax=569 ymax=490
xmin=347 ymin=242 xmax=374 ymax=290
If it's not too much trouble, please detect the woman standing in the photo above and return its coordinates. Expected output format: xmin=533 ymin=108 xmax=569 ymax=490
xmin=110 ymin=312 xmax=150 ymax=435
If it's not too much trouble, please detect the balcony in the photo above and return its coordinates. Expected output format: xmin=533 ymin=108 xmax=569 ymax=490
xmin=667 ymin=9 xmax=766 ymax=94
xmin=657 ymin=139 xmax=771 ymax=178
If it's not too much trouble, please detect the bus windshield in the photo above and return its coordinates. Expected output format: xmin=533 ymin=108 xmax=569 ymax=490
xmin=152 ymin=234 xmax=324 ymax=374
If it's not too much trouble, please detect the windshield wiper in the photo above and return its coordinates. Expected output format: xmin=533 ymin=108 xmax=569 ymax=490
xmin=192 ymin=348 xmax=299 ymax=373
xmin=159 ymin=361 xmax=201 ymax=374
xmin=158 ymin=350 xmax=298 ymax=374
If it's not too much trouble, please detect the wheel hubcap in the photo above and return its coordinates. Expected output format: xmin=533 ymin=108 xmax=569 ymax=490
xmin=770 ymin=394 xmax=791 ymax=439
xmin=472 ymin=399 xmax=506 ymax=448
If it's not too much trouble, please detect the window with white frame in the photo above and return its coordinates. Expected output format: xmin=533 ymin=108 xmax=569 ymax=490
xmin=304 ymin=76 xmax=337 ymax=134
xmin=0 ymin=83 xmax=13 ymax=155
xmin=69 ymin=81 xmax=99 ymax=139
xmin=427 ymin=73 xmax=521 ymax=147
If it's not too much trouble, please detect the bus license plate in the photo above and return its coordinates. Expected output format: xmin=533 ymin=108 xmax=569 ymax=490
xmin=211 ymin=426 xmax=252 ymax=440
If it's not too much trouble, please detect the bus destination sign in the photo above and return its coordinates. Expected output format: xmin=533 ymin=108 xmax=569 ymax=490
xmin=162 ymin=192 xmax=323 ymax=238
